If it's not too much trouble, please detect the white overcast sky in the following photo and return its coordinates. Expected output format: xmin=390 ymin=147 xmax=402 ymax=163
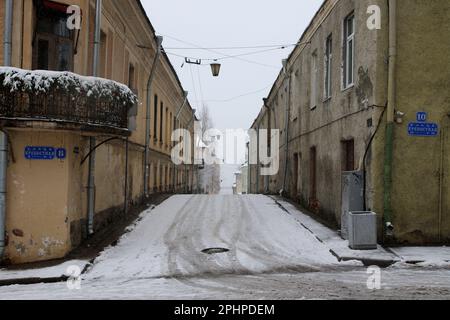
xmin=142 ymin=0 xmax=323 ymax=131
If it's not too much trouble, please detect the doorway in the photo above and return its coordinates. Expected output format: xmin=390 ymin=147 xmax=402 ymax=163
xmin=292 ymin=153 xmax=299 ymax=199
xmin=309 ymin=147 xmax=317 ymax=201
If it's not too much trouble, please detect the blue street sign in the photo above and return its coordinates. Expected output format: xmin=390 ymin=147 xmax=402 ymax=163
xmin=408 ymin=123 xmax=439 ymax=137
xmin=25 ymin=146 xmax=55 ymax=160
xmin=56 ymin=148 xmax=67 ymax=160
xmin=25 ymin=147 xmax=67 ymax=160
xmin=417 ymin=112 xmax=427 ymax=122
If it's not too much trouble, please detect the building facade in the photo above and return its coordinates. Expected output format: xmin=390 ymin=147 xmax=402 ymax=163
xmin=0 ymin=0 xmax=196 ymax=264
xmin=250 ymin=0 xmax=450 ymax=244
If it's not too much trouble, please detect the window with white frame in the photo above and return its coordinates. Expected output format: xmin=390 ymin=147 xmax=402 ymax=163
xmin=343 ymin=13 xmax=355 ymax=89
xmin=310 ymin=50 xmax=318 ymax=109
xmin=324 ymin=34 xmax=333 ymax=99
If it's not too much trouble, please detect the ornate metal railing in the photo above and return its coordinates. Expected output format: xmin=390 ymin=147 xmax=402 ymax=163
xmin=0 ymin=68 xmax=137 ymax=133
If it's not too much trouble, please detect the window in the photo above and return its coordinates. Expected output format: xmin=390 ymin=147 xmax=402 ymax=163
xmin=342 ymin=139 xmax=355 ymax=171
xmin=343 ymin=13 xmax=355 ymax=89
xmin=310 ymin=51 xmax=318 ymax=109
xmin=160 ymin=101 xmax=164 ymax=143
xmin=309 ymin=147 xmax=317 ymax=200
xmin=128 ymin=64 xmax=135 ymax=90
xmin=165 ymin=107 xmax=169 ymax=147
xmin=324 ymin=34 xmax=333 ymax=99
xmin=99 ymin=32 xmax=107 ymax=77
xmin=33 ymin=5 xmax=75 ymax=71
xmin=153 ymin=95 xmax=158 ymax=139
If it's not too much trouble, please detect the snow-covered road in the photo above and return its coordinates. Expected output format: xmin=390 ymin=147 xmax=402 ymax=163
xmin=1 ymin=195 xmax=449 ymax=300
xmin=87 ymin=195 xmax=341 ymax=281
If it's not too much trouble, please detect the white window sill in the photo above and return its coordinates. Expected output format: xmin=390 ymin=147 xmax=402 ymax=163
xmin=341 ymin=83 xmax=355 ymax=92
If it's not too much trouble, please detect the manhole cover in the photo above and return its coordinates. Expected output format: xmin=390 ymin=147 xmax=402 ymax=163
xmin=201 ymin=248 xmax=230 ymax=255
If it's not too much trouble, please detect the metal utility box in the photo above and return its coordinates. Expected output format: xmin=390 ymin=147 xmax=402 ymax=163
xmin=341 ymin=171 xmax=364 ymax=240
xmin=348 ymin=211 xmax=378 ymax=250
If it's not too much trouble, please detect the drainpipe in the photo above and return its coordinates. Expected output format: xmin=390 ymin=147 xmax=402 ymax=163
xmin=281 ymin=59 xmax=291 ymax=195
xmin=0 ymin=135 xmax=7 ymax=260
xmin=1 ymin=0 xmax=13 ymax=259
xmin=87 ymin=0 xmax=102 ymax=235
xmin=246 ymin=142 xmax=250 ymax=194
xmin=256 ymin=124 xmax=260 ymax=193
xmin=173 ymin=91 xmax=188 ymax=191
xmin=3 ymin=0 xmax=13 ymax=66
xmin=263 ymin=99 xmax=271 ymax=194
xmin=144 ymin=36 xmax=163 ymax=199
xmin=184 ymin=111 xmax=196 ymax=194
xmin=438 ymin=114 xmax=449 ymax=242
xmin=383 ymin=0 xmax=397 ymax=236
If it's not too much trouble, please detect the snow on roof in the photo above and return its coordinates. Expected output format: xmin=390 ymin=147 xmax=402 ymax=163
xmin=0 ymin=67 xmax=137 ymax=106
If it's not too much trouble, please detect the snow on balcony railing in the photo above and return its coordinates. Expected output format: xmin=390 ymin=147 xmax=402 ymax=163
xmin=0 ymin=67 xmax=137 ymax=131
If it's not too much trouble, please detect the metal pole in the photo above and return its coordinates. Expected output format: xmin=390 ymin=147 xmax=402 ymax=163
xmin=144 ymin=36 xmax=163 ymax=198
xmin=87 ymin=0 xmax=102 ymax=235
xmin=87 ymin=137 xmax=96 ymax=235
xmin=247 ymin=142 xmax=251 ymax=194
xmin=0 ymin=134 xmax=7 ymax=259
xmin=3 ymin=0 xmax=13 ymax=66
xmin=282 ymin=60 xmax=291 ymax=194
xmin=256 ymin=124 xmax=260 ymax=193
xmin=173 ymin=91 xmax=188 ymax=193
xmin=1 ymin=0 xmax=13 ymax=259
xmin=383 ymin=0 xmax=397 ymax=236
xmin=124 ymin=138 xmax=129 ymax=215
xmin=184 ymin=111 xmax=195 ymax=194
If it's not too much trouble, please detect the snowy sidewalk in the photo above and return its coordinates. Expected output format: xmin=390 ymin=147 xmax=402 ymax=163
xmin=0 ymin=260 xmax=89 ymax=286
xmin=272 ymin=197 xmax=399 ymax=267
xmin=273 ymin=197 xmax=450 ymax=267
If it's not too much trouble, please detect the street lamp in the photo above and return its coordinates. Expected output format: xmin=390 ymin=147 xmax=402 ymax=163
xmin=210 ymin=62 xmax=221 ymax=77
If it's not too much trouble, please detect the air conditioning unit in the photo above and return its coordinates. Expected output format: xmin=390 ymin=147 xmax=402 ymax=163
xmin=348 ymin=211 xmax=377 ymax=250
xmin=341 ymin=171 xmax=364 ymax=240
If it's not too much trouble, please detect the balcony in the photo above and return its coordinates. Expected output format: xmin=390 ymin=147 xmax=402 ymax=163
xmin=0 ymin=67 xmax=137 ymax=136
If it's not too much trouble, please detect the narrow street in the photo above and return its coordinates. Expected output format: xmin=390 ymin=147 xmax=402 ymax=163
xmin=0 ymin=195 xmax=449 ymax=300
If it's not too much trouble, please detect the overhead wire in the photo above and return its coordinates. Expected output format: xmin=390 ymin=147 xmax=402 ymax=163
xmin=191 ymin=84 xmax=272 ymax=103
xmin=159 ymin=33 xmax=281 ymax=69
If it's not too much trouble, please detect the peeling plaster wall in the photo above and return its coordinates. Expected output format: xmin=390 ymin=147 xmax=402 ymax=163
xmin=252 ymin=0 xmax=450 ymax=244
xmin=0 ymin=0 xmax=196 ymax=264
xmin=254 ymin=0 xmax=386 ymax=226
xmin=5 ymin=130 xmax=72 ymax=264
xmin=387 ymin=0 xmax=450 ymax=244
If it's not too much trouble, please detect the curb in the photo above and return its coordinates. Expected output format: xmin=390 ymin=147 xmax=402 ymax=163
xmin=0 ymin=275 xmax=69 ymax=287
xmin=0 ymin=261 xmax=92 ymax=287
xmin=271 ymin=196 xmax=399 ymax=268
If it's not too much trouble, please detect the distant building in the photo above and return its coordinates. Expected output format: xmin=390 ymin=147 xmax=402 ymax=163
xmin=250 ymin=0 xmax=450 ymax=245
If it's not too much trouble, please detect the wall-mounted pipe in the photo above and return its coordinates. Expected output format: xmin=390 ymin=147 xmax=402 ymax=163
xmin=383 ymin=0 xmax=397 ymax=237
xmin=1 ymin=0 xmax=14 ymax=260
xmin=144 ymin=36 xmax=163 ymax=198
xmin=87 ymin=0 xmax=102 ymax=235
xmin=173 ymin=91 xmax=188 ymax=191
xmin=281 ymin=60 xmax=292 ymax=194
xmin=3 ymin=0 xmax=13 ymax=66
xmin=256 ymin=124 xmax=260 ymax=193
xmin=0 ymin=134 xmax=8 ymax=260
xmin=246 ymin=142 xmax=251 ymax=194
xmin=184 ymin=110 xmax=196 ymax=194
xmin=438 ymin=114 xmax=449 ymax=242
